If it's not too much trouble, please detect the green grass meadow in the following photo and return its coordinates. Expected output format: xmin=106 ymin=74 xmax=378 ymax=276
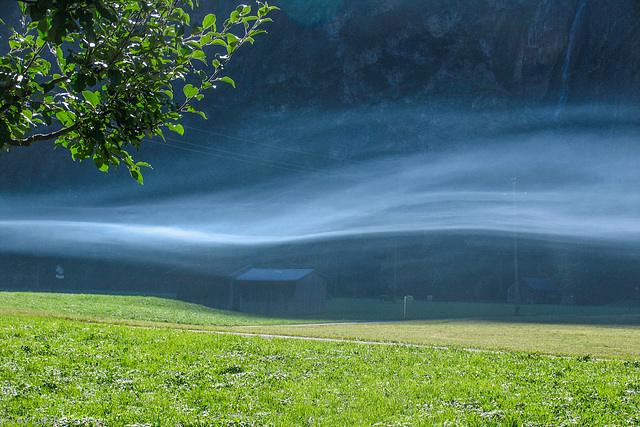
xmin=1 ymin=292 xmax=640 ymax=426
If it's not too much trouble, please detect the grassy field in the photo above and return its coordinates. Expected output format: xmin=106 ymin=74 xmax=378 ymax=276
xmin=1 ymin=292 xmax=640 ymax=425
xmin=2 ymin=292 xmax=640 ymax=359
xmin=239 ymin=319 xmax=640 ymax=360
xmin=2 ymin=313 xmax=640 ymax=426
xmin=0 ymin=292 xmax=298 ymax=326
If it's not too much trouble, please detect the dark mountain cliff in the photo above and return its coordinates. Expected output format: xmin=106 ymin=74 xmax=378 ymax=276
xmin=2 ymin=0 xmax=639 ymax=113
xmin=206 ymin=0 xmax=640 ymax=112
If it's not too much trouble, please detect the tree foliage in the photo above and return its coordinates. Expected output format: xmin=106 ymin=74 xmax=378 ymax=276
xmin=0 ymin=0 xmax=277 ymax=183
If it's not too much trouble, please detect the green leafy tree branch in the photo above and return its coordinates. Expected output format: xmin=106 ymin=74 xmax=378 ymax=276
xmin=0 ymin=0 xmax=277 ymax=183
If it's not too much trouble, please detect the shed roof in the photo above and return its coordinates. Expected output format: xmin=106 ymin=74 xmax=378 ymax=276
xmin=521 ymin=277 xmax=557 ymax=291
xmin=235 ymin=268 xmax=315 ymax=282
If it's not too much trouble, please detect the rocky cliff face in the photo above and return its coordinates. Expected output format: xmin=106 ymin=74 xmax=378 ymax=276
xmin=209 ymin=0 xmax=640 ymax=112
xmin=3 ymin=0 xmax=639 ymax=111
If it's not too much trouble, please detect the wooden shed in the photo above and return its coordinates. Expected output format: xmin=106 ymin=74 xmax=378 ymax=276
xmin=231 ymin=268 xmax=327 ymax=315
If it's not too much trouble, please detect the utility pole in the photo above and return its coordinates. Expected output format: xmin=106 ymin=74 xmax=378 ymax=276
xmin=512 ymin=178 xmax=520 ymax=315
xmin=393 ymin=245 xmax=397 ymax=302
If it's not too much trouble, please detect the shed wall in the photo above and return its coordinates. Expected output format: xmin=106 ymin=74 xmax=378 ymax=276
xmin=235 ymin=281 xmax=297 ymax=315
xmin=295 ymin=273 xmax=327 ymax=314
xmin=234 ymin=271 xmax=327 ymax=315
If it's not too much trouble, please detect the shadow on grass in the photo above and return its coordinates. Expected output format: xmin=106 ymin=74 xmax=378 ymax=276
xmin=307 ymin=299 xmax=640 ymax=327
xmin=1 ymin=292 xmax=639 ymax=328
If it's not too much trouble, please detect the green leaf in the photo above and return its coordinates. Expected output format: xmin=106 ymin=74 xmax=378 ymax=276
xmin=183 ymin=84 xmax=198 ymax=98
xmin=249 ymin=29 xmax=267 ymax=37
xmin=225 ymin=33 xmax=241 ymax=44
xmin=242 ymin=16 xmax=259 ymax=24
xmin=43 ymin=112 xmax=52 ymax=126
xmin=55 ymin=46 xmax=65 ymax=64
xmin=69 ymin=145 xmax=82 ymax=160
xmin=95 ymin=4 xmax=116 ymax=23
xmin=94 ymin=156 xmax=109 ymax=172
xmin=0 ymin=119 xmax=11 ymax=142
xmin=165 ymin=122 xmax=184 ymax=135
xmin=41 ymin=81 xmax=55 ymax=93
xmin=82 ymin=90 xmax=99 ymax=108
xmin=107 ymin=69 xmax=122 ymax=86
xmin=202 ymin=14 xmax=216 ymax=30
xmin=191 ymin=50 xmax=206 ymax=62
xmin=55 ymin=111 xmax=72 ymax=126
xmin=129 ymin=166 xmax=144 ymax=184
xmin=215 ymin=76 xmax=236 ymax=88
xmin=185 ymin=104 xmax=207 ymax=119
xmin=210 ymin=39 xmax=227 ymax=48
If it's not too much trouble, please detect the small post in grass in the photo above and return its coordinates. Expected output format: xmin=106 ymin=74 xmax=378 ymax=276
xmin=404 ymin=295 xmax=407 ymax=318
xmin=403 ymin=295 xmax=413 ymax=319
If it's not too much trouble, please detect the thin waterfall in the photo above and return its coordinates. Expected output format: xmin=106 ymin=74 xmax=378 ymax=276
xmin=555 ymin=0 xmax=587 ymax=121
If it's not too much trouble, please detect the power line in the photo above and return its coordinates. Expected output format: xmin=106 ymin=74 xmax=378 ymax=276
xmin=146 ymin=138 xmax=357 ymax=178
xmin=163 ymin=135 xmax=334 ymax=175
xmin=147 ymin=139 xmax=317 ymax=175
xmin=182 ymin=124 xmax=371 ymax=167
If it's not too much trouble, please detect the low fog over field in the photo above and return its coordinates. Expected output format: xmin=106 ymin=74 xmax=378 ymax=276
xmin=3 ymin=108 xmax=640 ymax=254
xmin=2 ymin=105 xmax=640 ymax=303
